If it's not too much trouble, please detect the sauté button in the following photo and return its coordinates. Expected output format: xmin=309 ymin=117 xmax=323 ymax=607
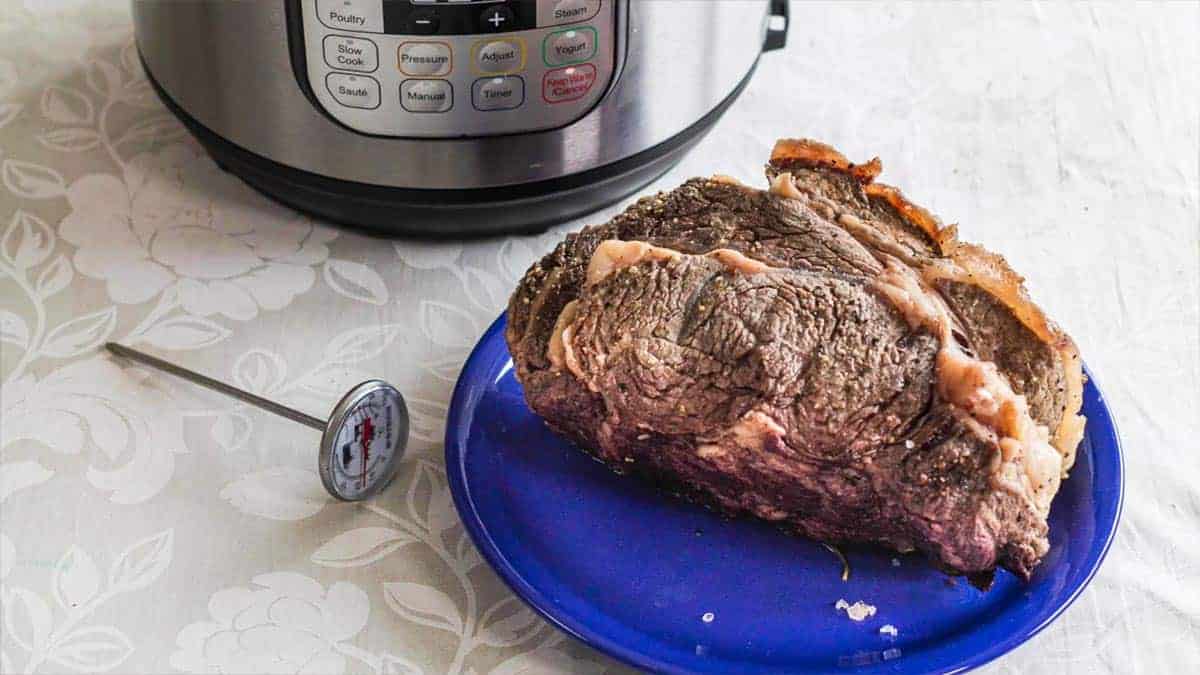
xmin=472 ymin=76 xmax=524 ymax=111
xmin=479 ymin=5 xmax=516 ymax=32
xmin=543 ymin=27 xmax=595 ymax=66
xmin=323 ymin=35 xmax=379 ymax=73
xmin=398 ymin=41 xmax=451 ymax=77
xmin=473 ymin=39 xmax=524 ymax=74
xmin=326 ymin=73 xmax=380 ymax=109
xmin=536 ymin=0 xmax=601 ymax=27
xmin=541 ymin=63 xmax=597 ymax=103
xmin=315 ymin=0 xmax=384 ymax=33
xmin=400 ymin=79 xmax=453 ymax=113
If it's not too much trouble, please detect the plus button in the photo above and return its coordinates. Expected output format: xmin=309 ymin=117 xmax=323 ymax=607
xmin=480 ymin=5 xmax=516 ymax=32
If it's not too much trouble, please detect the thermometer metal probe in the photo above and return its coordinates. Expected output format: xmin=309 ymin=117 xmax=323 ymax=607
xmin=105 ymin=342 xmax=409 ymax=501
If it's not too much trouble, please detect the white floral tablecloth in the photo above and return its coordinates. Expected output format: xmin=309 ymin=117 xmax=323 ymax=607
xmin=1 ymin=2 xmax=1197 ymax=674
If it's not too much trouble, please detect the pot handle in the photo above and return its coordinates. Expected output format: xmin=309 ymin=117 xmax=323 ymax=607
xmin=763 ymin=0 xmax=789 ymax=52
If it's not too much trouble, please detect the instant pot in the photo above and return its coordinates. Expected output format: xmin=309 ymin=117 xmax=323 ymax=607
xmin=132 ymin=0 xmax=789 ymax=235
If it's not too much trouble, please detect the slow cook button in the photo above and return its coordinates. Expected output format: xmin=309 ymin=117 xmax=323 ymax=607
xmin=543 ymin=27 xmax=596 ymax=66
xmin=537 ymin=0 xmax=601 ymax=27
xmin=398 ymin=41 xmax=451 ymax=77
xmin=400 ymin=79 xmax=453 ymax=113
xmin=541 ymin=63 xmax=597 ymax=103
xmin=323 ymin=35 xmax=378 ymax=73
xmin=315 ymin=0 xmax=383 ymax=33
xmin=472 ymin=76 xmax=524 ymax=111
xmin=326 ymin=73 xmax=380 ymax=109
xmin=473 ymin=39 xmax=524 ymax=74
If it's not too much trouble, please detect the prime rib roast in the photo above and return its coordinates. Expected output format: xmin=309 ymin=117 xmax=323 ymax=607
xmin=505 ymin=139 xmax=1085 ymax=584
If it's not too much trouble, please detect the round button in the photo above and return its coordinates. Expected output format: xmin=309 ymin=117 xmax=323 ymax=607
xmin=479 ymin=5 xmax=516 ymax=32
xmin=474 ymin=39 xmax=523 ymax=74
xmin=318 ymin=381 xmax=408 ymax=501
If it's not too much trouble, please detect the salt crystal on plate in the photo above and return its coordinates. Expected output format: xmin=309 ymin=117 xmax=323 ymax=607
xmin=880 ymin=624 xmax=899 ymax=637
xmin=834 ymin=599 xmax=877 ymax=621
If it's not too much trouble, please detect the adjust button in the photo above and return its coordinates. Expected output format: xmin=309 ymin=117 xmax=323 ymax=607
xmin=543 ymin=27 xmax=595 ymax=66
xmin=472 ymin=76 xmax=524 ymax=111
xmin=398 ymin=41 xmax=451 ymax=77
xmin=537 ymin=0 xmax=601 ymax=27
xmin=323 ymin=35 xmax=378 ymax=73
xmin=315 ymin=0 xmax=383 ymax=33
xmin=400 ymin=79 xmax=453 ymax=113
xmin=473 ymin=38 xmax=524 ymax=74
xmin=542 ymin=63 xmax=597 ymax=103
xmin=326 ymin=73 xmax=380 ymax=109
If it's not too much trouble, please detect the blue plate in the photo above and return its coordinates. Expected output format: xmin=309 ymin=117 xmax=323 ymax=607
xmin=446 ymin=314 xmax=1123 ymax=674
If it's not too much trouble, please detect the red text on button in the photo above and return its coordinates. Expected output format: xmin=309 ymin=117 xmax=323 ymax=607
xmin=542 ymin=64 xmax=597 ymax=103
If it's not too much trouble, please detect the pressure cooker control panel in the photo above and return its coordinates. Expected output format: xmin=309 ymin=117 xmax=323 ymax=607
xmin=298 ymin=0 xmax=617 ymax=137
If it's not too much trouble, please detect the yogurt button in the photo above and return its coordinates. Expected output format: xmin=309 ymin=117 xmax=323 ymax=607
xmin=326 ymin=73 xmax=380 ymax=109
xmin=400 ymin=79 xmax=453 ymax=113
xmin=323 ymin=35 xmax=378 ymax=73
xmin=398 ymin=42 xmax=452 ymax=77
xmin=544 ymin=27 xmax=595 ymax=66
xmin=474 ymin=39 xmax=524 ymax=74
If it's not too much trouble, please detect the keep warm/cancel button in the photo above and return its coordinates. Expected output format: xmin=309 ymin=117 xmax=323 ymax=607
xmin=541 ymin=64 xmax=596 ymax=103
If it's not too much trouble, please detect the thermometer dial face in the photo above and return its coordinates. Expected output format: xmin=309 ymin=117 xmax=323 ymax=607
xmin=319 ymin=381 xmax=408 ymax=501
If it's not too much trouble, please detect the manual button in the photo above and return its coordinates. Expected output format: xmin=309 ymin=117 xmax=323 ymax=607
xmin=323 ymin=35 xmax=378 ymax=73
xmin=316 ymin=0 xmax=383 ymax=33
xmin=543 ymin=27 xmax=595 ymax=66
xmin=326 ymin=73 xmax=380 ymax=109
xmin=400 ymin=79 xmax=453 ymax=113
xmin=472 ymin=76 xmax=524 ymax=111
xmin=473 ymin=39 xmax=525 ymax=75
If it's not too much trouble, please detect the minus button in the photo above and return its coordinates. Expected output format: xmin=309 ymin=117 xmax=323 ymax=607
xmin=408 ymin=10 xmax=440 ymax=35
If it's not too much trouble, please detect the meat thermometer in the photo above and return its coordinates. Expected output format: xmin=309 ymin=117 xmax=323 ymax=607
xmin=105 ymin=342 xmax=408 ymax=501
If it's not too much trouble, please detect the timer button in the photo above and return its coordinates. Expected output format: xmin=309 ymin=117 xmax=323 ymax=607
xmin=400 ymin=79 xmax=453 ymax=113
xmin=323 ymin=35 xmax=379 ymax=73
xmin=479 ymin=4 xmax=516 ymax=32
xmin=543 ymin=27 xmax=596 ymax=66
xmin=398 ymin=41 xmax=451 ymax=77
xmin=472 ymin=76 xmax=525 ymax=111
xmin=326 ymin=73 xmax=381 ymax=109
xmin=537 ymin=0 xmax=601 ymax=27
xmin=315 ymin=0 xmax=384 ymax=33
xmin=473 ymin=38 xmax=525 ymax=75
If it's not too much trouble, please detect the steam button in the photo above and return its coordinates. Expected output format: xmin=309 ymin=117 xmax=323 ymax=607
xmin=537 ymin=0 xmax=601 ymax=27
xmin=325 ymin=73 xmax=380 ymax=109
xmin=316 ymin=0 xmax=384 ymax=33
